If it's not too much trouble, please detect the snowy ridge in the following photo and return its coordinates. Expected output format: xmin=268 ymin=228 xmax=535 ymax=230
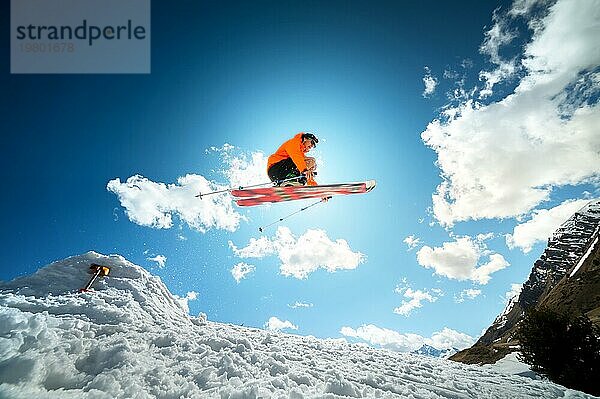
xmin=0 ymin=252 xmax=593 ymax=398
xmin=411 ymin=344 xmax=459 ymax=359
xmin=570 ymin=224 xmax=600 ymax=277
xmin=492 ymin=291 xmax=520 ymax=331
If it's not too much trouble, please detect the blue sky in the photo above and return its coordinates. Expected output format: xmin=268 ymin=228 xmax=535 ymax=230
xmin=2 ymin=0 xmax=599 ymax=351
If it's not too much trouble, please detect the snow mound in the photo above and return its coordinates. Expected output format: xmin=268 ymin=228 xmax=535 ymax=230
xmin=0 ymin=252 xmax=594 ymax=398
xmin=484 ymin=352 xmax=540 ymax=380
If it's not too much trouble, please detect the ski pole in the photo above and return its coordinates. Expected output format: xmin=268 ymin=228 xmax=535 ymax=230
xmin=195 ymin=173 xmax=316 ymax=199
xmin=80 ymin=264 xmax=110 ymax=292
xmin=258 ymin=196 xmax=332 ymax=233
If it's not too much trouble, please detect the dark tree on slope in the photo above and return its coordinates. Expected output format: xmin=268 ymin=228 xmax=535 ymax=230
xmin=516 ymin=307 xmax=600 ymax=396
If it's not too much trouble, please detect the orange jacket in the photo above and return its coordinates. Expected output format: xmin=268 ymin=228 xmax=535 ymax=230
xmin=267 ymin=133 xmax=308 ymax=171
xmin=267 ymin=133 xmax=316 ymax=185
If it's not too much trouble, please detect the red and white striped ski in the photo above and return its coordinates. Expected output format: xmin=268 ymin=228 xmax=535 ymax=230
xmin=231 ymin=180 xmax=376 ymax=207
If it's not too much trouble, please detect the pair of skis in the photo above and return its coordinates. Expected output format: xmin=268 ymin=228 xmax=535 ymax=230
xmin=197 ymin=178 xmax=376 ymax=231
xmin=230 ymin=180 xmax=377 ymax=207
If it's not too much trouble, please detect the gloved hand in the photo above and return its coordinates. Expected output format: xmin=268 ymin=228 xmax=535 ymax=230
xmin=303 ymin=169 xmax=317 ymax=186
xmin=304 ymin=169 xmax=315 ymax=182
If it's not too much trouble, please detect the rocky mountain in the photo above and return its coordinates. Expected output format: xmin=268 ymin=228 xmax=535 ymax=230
xmin=451 ymin=199 xmax=600 ymax=365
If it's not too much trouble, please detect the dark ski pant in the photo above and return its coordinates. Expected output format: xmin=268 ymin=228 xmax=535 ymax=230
xmin=267 ymin=158 xmax=306 ymax=185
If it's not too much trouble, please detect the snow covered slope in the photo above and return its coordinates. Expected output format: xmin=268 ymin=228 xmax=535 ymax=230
xmin=0 ymin=252 xmax=593 ymax=398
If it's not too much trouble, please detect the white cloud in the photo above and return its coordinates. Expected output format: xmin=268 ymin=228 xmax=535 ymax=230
xmin=174 ymin=291 xmax=199 ymax=314
xmin=107 ymin=174 xmax=243 ymax=233
xmin=147 ymin=254 xmax=167 ymax=269
xmin=480 ymin=8 xmax=517 ymax=64
xmin=506 ymin=198 xmax=590 ymax=253
xmin=340 ymin=324 xmax=474 ymax=353
xmin=416 ymin=236 xmax=509 ymax=284
xmin=108 ymin=145 xmax=269 ymax=234
xmin=393 ymin=286 xmax=439 ymax=316
xmin=288 ymin=302 xmax=313 ymax=309
xmin=422 ymin=66 xmax=439 ymax=97
xmin=472 ymin=254 xmax=510 ymax=285
xmin=278 ymin=229 xmax=365 ymax=279
xmin=504 ymin=283 xmax=523 ymax=304
xmin=455 ymin=288 xmax=482 ymax=303
xmin=211 ymin=144 xmax=269 ymax=188
xmin=265 ymin=317 xmax=298 ymax=331
xmin=421 ymin=0 xmax=600 ymax=227
xmin=230 ymin=227 xmax=365 ymax=279
xmin=475 ymin=233 xmax=495 ymax=243
xmin=230 ymin=262 xmax=255 ymax=283
xmin=428 ymin=327 xmax=476 ymax=351
xmin=229 ymin=236 xmax=275 ymax=258
xmin=508 ymin=0 xmax=544 ymax=17
xmin=479 ymin=62 xmax=518 ymax=98
xmin=403 ymin=235 xmax=421 ymax=251
xmin=340 ymin=324 xmax=424 ymax=352
xmin=185 ymin=291 xmax=199 ymax=301
xmin=478 ymin=7 xmax=519 ymax=98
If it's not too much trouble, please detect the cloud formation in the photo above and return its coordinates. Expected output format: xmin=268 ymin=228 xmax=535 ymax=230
xmin=107 ymin=146 xmax=269 ymax=233
xmin=506 ymin=199 xmax=590 ymax=253
xmin=288 ymin=302 xmax=313 ymax=309
xmin=265 ymin=317 xmax=298 ymax=331
xmin=394 ymin=285 xmax=440 ymax=316
xmin=230 ymin=262 xmax=255 ymax=283
xmin=428 ymin=327 xmax=476 ymax=351
xmin=174 ymin=291 xmax=199 ymax=314
xmin=416 ymin=236 xmax=509 ymax=284
xmin=107 ymin=174 xmax=243 ymax=233
xmin=454 ymin=288 xmax=482 ymax=303
xmin=403 ymin=235 xmax=421 ymax=251
xmin=229 ymin=227 xmax=365 ymax=279
xmin=478 ymin=7 xmax=519 ymax=97
xmin=229 ymin=236 xmax=274 ymax=258
xmin=211 ymin=144 xmax=268 ymax=189
xmin=504 ymin=283 xmax=523 ymax=304
xmin=422 ymin=66 xmax=438 ymax=97
xmin=340 ymin=324 xmax=474 ymax=353
xmin=422 ymin=0 xmax=600 ymax=226
xmin=147 ymin=254 xmax=167 ymax=269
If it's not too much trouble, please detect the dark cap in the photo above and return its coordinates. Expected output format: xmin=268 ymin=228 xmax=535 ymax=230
xmin=301 ymin=132 xmax=319 ymax=146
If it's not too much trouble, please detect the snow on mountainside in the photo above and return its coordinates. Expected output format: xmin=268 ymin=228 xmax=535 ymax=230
xmin=451 ymin=199 xmax=600 ymax=365
xmin=0 ymin=252 xmax=594 ymax=398
xmin=411 ymin=344 xmax=459 ymax=359
xmin=494 ymin=199 xmax=600 ymax=339
xmin=520 ymin=200 xmax=600 ymax=309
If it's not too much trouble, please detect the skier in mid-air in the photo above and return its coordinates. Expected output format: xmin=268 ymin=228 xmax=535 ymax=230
xmin=267 ymin=132 xmax=319 ymax=186
xmin=198 ymin=130 xmax=374 ymax=209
